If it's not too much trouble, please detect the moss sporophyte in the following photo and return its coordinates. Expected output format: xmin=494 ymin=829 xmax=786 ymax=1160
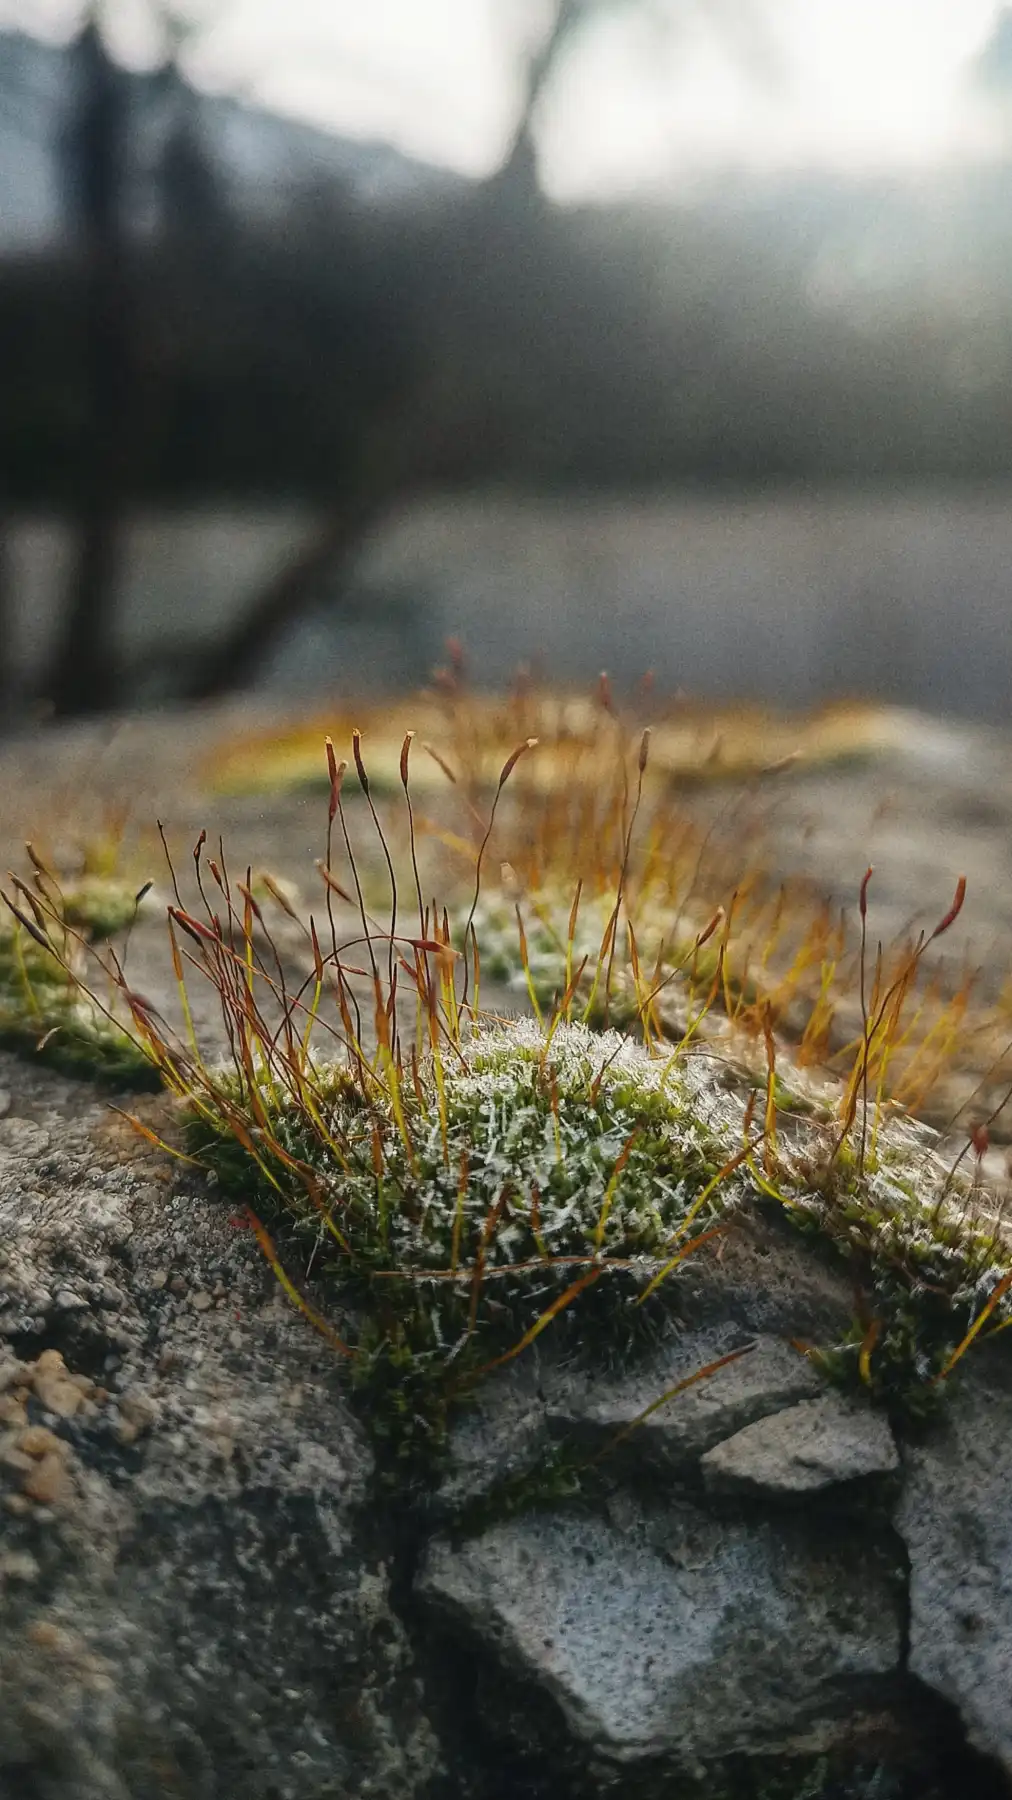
xmin=5 ymin=694 xmax=1012 ymax=1482
xmin=0 ymin=852 xmax=157 ymax=1085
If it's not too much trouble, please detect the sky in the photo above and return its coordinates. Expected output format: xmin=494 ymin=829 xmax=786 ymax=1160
xmin=1 ymin=0 xmax=1009 ymax=199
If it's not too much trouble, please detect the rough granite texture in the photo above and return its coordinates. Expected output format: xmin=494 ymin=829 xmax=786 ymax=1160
xmin=3 ymin=704 xmax=1012 ymax=1796
xmin=896 ymin=1354 xmax=1012 ymax=1776
xmin=419 ymin=1499 xmax=904 ymax=1773
xmin=700 ymin=1392 xmax=899 ymax=1497
xmin=0 ymin=1054 xmax=440 ymax=1800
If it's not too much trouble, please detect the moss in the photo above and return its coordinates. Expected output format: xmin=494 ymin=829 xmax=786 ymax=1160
xmin=0 ymin=888 xmax=158 ymax=1088
xmin=453 ymin=1439 xmax=587 ymax=1537
xmin=463 ymin=890 xmax=701 ymax=1030
xmin=180 ymin=978 xmax=1012 ymax=1484
xmin=453 ymin=897 xmax=1012 ymax=1417
xmin=60 ymin=874 xmax=143 ymax=940
xmin=758 ymin=1100 xmax=1012 ymax=1410
xmin=34 ymin=718 xmax=1008 ymax=1494
xmin=186 ymin=1019 xmax=750 ymax=1480
xmin=198 ymin=1024 xmax=736 ymax=1319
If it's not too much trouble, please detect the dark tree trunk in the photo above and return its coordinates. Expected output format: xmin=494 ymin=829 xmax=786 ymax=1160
xmin=43 ymin=22 xmax=131 ymax=718
xmin=0 ymin=513 xmax=12 ymax=729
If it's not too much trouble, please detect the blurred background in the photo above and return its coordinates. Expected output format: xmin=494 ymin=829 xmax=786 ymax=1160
xmin=3 ymin=0 xmax=1012 ymax=729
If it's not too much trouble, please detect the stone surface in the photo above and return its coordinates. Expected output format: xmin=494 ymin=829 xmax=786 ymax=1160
xmin=896 ymin=1356 xmax=1012 ymax=1778
xmin=700 ymin=1392 xmax=899 ymax=1497
xmin=0 ymin=1051 xmax=440 ymax=1800
xmin=419 ymin=1497 xmax=904 ymax=1775
xmin=544 ymin=1328 xmax=824 ymax=1474
xmin=438 ymin=1359 xmax=554 ymax=1514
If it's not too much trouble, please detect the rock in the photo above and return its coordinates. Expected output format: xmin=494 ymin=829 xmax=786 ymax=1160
xmin=21 ymin=1449 xmax=71 ymax=1505
xmin=1 ymin=1444 xmax=36 ymax=1476
xmin=0 ymin=1118 xmax=50 ymax=1158
xmin=438 ymin=1360 xmax=555 ymax=1514
xmin=53 ymin=1289 xmax=90 ymax=1314
xmin=896 ymin=1359 xmax=1012 ymax=1777
xmin=0 ymin=1550 xmax=39 ymax=1582
xmin=419 ymin=1497 xmax=904 ymax=1777
xmin=700 ymin=1392 xmax=899 ymax=1497
xmin=545 ymin=1329 xmax=823 ymax=1473
xmin=17 ymin=1426 xmax=66 ymax=1459
xmin=32 ymin=1361 xmax=86 ymax=1418
xmin=0 ymin=1052 xmax=441 ymax=1800
xmin=115 ymin=1391 xmax=158 ymax=1440
xmin=0 ymin=1357 xmax=29 ymax=1393
xmin=8 ymin=705 xmax=1012 ymax=1795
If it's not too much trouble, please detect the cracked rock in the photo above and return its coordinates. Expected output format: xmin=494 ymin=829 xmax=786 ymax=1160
xmin=544 ymin=1329 xmax=823 ymax=1472
xmin=896 ymin=1361 xmax=1012 ymax=1777
xmin=418 ymin=1497 xmax=904 ymax=1776
xmin=700 ymin=1391 xmax=899 ymax=1497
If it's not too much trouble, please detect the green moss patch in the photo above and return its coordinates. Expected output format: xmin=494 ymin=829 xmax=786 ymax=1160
xmin=0 ymin=882 xmax=159 ymax=1087
xmin=187 ymin=1019 xmax=752 ymax=1466
xmin=181 ymin=1001 xmax=1012 ymax=1487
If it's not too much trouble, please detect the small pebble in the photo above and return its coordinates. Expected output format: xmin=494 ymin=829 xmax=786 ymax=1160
xmin=1 ymin=1447 xmax=35 ymax=1476
xmin=118 ymin=1392 xmax=157 ymax=1435
xmin=18 ymin=1426 xmax=66 ymax=1460
xmin=32 ymin=1374 xmax=84 ymax=1419
xmin=168 ymin=1276 xmax=187 ymax=1298
xmin=27 ymin=1619 xmax=72 ymax=1652
xmin=191 ymin=1291 xmax=213 ymax=1313
xmin=149 ymin=1270 xmax=168 ymax=1291
xmin=0 ymin=1551 xmax=38 ymax=1582
xmin=54 ymin=1290 xmax=89 ymax=1314
xmin=23 ymin=1452 xmax=70 ymax=1505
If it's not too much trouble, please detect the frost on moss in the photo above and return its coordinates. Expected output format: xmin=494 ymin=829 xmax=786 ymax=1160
xmin=185 ymin=1002 xmax=1012 ymax=1461
xmin=778 ymin=1109 xmax=1012 ymax=1405
xmin=189 ymin=1018 xmax=746 ymax=1373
